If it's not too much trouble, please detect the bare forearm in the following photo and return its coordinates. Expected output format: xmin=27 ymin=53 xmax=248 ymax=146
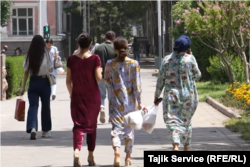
xmin=22 ymin=71 xmax=29 ymax=89
xmin=66 ymin=82 xmax=72 ymax=96
xmin=95 ymin=67 xmax=102 ymax=81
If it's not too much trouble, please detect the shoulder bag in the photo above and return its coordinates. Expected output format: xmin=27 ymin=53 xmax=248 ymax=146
xmin=54 ymin=58 xmax=63 ymax=69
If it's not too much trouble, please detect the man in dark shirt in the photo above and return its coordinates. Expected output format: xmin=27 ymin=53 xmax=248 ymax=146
xmin=145 ymin=41 xmax=151 ymax=58
xmin=132 ymin=38 xmax=141 ymax=64
xmin=94 ymin=31 xmax=116 ymax=123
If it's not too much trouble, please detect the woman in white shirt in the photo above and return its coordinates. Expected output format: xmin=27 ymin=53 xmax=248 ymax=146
xmin=20 ymin=35 xmax=53 ymax=140
xmin=45 ymin=38 xmax=61 ymax=100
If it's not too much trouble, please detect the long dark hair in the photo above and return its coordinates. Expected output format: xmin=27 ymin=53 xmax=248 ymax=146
xmin=25 ymin=35 xmax=46 ymax=75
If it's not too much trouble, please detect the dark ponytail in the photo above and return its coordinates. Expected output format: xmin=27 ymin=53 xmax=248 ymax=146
xmin=114 ymin=36 xmax=128 ymax=54
xmin=77 ymin=33 xmax=92 ymax=49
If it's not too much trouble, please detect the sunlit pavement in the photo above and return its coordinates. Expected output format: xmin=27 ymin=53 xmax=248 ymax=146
xmin=1 ymin=59 xmax=250 ymax=167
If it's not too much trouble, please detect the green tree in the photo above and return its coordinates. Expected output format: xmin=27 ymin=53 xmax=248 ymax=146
xmin=66 ymin=1 xmax=148 ymax=43
xmin=1 ymin=0 xmax=13 ymax=27
xmin=181 ymin=1 xmax=250 ymax=83
xmin=169 ymin=1 xmax=216 ymax=81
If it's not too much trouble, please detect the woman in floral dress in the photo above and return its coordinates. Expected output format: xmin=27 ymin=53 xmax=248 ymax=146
xmin=104 ymin=37 xmax=142 ymax=166
xmin=154 ymin=35 xmax=201 ymax=151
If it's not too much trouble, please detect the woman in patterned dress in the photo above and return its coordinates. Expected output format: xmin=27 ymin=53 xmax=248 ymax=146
xmin=154 ymin=35 xmax=201 ymax=151
xmin=104 ymin=37 xmax=142 ymax=166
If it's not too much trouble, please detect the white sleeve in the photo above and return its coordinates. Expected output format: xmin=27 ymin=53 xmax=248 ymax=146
xmin=45 ymin=52 xmax=53 ymax=69
xmin=23 ymin=56 xmax=29 ymax=71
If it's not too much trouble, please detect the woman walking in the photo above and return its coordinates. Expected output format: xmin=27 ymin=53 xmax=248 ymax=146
xmin=66 ymin=33 xmax=102 ymax=167
xmin=104 ymin=37 xmax=142 ymax=166
xmin=154 ymin=35 xmax=201 ymax=151
xmin=45 ymin=38 xmax=61 ymax=100
xmin=20 ymin=35 xmax=53 ymax=139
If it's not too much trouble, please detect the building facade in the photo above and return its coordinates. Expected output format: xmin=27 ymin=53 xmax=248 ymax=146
xmin=0 ymin=0 xmax=68 ymax=59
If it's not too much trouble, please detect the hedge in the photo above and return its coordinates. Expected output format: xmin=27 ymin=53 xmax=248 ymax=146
xmin=5 ymin=55 xmax=29 ymax=99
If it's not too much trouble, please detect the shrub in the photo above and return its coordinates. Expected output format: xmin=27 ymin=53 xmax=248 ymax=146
xmin=5 ymin=55 xmax=29 ymax=99
xmin=191 ymin=38 xmax=217 ymax=81
xmin=226 ymin=82 xmax=250 ymax=110
xmin=62 ymin=61 xmax=67 ymax=72
xmin=206 ymin=53 xmax=245 ymax=83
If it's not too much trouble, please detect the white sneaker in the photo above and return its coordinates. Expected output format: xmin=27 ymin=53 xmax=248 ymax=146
xmin=30 ymin=128 xmax=36 ymax=140
xmin=99 ymin=108 xmax=105 ymax=123
xmin=42 ymin=131 xmax=51 ymax=138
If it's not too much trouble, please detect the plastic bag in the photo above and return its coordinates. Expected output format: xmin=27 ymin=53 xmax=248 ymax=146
xmin=142 ymin=105 xmax=158 ymax=134
xmin=56 ymin=67 xmax=65 ymax=74
xmin=124 ymin=110 xmax=143 ymax=130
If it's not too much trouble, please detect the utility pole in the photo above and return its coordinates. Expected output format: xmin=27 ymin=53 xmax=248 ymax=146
xmin=39 ymin=0 xmax=42 ymax=35
xmin=162 ymin=5 xmax=165 ymax=58
xmin=171 ymin=0 xmax=174 ymax=52
xmin=157 ymin=0 xmax=162 ymax=69
xmin=83 ymin=1 xmax=87 ymax=32
xmin=146 ymin=10 xmax=149 ymax=38
xmin=88 ymin=1 xmax=90 ymax=33
xmin=110 ymin=17 xmax=112 ymax=30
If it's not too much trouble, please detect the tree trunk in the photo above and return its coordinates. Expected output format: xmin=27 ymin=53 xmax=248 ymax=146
xmin=218 ymin=53 xmax=235 ymax=83
xmin=225 ymin=64 xmax=235 ymax=83
xmin=97 ymin=17 xmax=101 ymax=43
xmin=241 ymin=51 xmax=250 ymax=83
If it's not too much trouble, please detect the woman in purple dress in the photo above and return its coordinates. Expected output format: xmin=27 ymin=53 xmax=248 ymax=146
xmin=66 ymin=33 xmax=102 ymax=167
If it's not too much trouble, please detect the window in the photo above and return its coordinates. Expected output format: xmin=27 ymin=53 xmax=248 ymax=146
xmin=12 ymin=8 xmax=33 ymax=35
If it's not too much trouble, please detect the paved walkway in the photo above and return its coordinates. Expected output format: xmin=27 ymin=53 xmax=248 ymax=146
xmin=1 ymin=59 xmax=250 ymax=167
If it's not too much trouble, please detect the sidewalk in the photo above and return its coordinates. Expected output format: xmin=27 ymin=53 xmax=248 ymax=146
xmin=1 ymin=60 xmax=250 ymax=167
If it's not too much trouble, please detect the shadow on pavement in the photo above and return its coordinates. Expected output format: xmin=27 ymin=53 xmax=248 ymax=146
xmin=1 ymin=127 xmax=249 ymax=150
xmin=139 ymin=58 xmax=155 ymax=70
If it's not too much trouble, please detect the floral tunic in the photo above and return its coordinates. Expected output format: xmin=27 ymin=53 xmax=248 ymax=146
xmin=155 ymin=52 xmax=201 ymax=146
xmin=104 ymin=58 xmax=142 ymax=153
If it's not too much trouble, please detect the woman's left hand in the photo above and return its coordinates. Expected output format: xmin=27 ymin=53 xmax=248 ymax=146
xmin=142 ymin=107 xmax=148 ymax=114
xmin=138 ymin=102 xmax=142 ymax=110
xmin=54 ymin=53 xmax=58 ymax=60
xmin=20 ymin=88 xmax=25 ymax=96
xmin=154 ymin=97 xmax=159 ymax=106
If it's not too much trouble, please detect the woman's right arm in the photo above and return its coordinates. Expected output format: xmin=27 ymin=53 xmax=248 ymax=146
xmin=66 ymin=68 xmax=72 ymax=98
xmin=20 ymin=71 xmax=29 ymax=95
xmin=95 ymin=55 xmax=102 ymax=81
xmin=95 ymin=67 xmax=102 ymax=81
xmin=191 ymin=55 xmax=201 ymax=81
xmin=104 ymin=62 xmax=112 ymax=87
xmin=154 ymin=58 xmax=167 ymax=105
xmin=66 ymin=57 xmax=72 ymax=98
xmin=104 ymin=62 xmax=112 ymax=102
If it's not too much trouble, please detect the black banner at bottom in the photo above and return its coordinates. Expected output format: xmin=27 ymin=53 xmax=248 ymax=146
xmin=144 ymin=151 xmax=249 ymax=166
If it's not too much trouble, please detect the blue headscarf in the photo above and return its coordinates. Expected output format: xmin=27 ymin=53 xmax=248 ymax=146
xmin=173 ymin=35 xmax=191 ymax=52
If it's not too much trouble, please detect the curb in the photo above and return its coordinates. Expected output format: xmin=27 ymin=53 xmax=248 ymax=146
xmin=57 ymin=72 xmax=66 ymax=75
xmin=152 ymin=73 xmax=158 ymax=76
xmin=206 ymin=96 xmax=242 ymax=119
xmin=152 ymin=69 xmax=159 ymax=77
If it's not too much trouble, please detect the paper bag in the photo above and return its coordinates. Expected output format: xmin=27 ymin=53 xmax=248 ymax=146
xmin=15 ymin=98 xmax=25 ymax=121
